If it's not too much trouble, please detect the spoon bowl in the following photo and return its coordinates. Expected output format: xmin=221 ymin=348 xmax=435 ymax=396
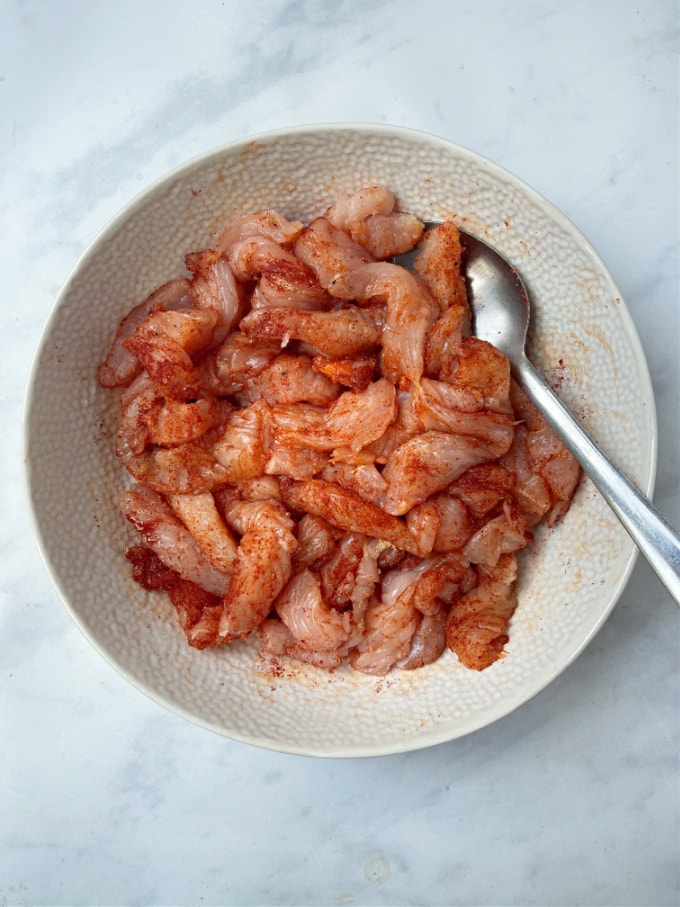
xmin=460 ymin=233 xmax=531 ymax=362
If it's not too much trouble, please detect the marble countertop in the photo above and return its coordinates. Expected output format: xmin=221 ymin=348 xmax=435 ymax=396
xmin=2 ymin=1 xmax=678 ymax=905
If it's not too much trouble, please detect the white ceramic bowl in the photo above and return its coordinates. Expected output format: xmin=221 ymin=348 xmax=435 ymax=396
xmin=24 ymin=124 xmax=656 ymax=757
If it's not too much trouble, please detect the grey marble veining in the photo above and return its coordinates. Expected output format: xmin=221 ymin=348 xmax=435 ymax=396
xmin=1 ymin=1 xmax=678 ymax=905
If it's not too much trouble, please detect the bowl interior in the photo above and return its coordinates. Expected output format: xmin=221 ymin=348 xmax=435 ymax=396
xmin=25 ymin=125 xmax=656 ymax=756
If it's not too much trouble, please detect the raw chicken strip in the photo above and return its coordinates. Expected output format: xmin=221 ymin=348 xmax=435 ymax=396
xmin=145 ymin=396 xmax=220 ymax=448
xmin=424 ymin=305 xmax=469 ymax=382
xmin=294 ymin=514 xmax=337 ymax=568
xmin=449 ymin=337 xmax=513 ymax=414
xmin=125 ymin=306 xmax=219 ymax=400
xmin=350 ymin=592 xmax=419 ymax=676
xmin=397 ymin=603 xmax=448 ymax=670
xmin=448 ymin=463 xmax=518 ymax=519
xmin=446 ymin=555 xmax=518 ymax=670
xmin=275 ymin=569 xmax=352 ymax=653
xmin=216 ymin=209 xmax=304 ymax=257
xmin=219 ymin=500 xmax=298 ymax=642
xmin=413 ymin=379 xmax=516 ymax=445
xmin=462 ymin=500 xmax=531 ymax=566
xmin=120 ymin=485 xmax=229 ymax=595
xmin=270 ymin=378 xmax=396 ymax=454
xmin=186 ymin=249 xmax=243 ymax=343
xmin=405 ymin=500 xmax=441 ymax=556
xmin=258 ymin=353 xmax=341 ymax=405
xmin=239 ymin=475 xmax=282 ymax=502
xmin=319 ymin=532 xmax=366 ymax=608
xmin=116 ymin=378 xmax=230 ymax=493
xmin=125 ymin=546 xmax=223 ymax=650
xmin=299 ymin=217 xmax=439 ymax=383
xmin=431 ymin=495 xmax=473 ymax=552
xmin=215 ymin=208 xmax=329 ymax=310
xmin=254 ymin=256 xmax=330 ymax=310
xmin=168 ymin=492 xmax=238 ymax=574
xmin=97 ymin=278 xmax=194 ymax=388
xmin=352 ymin=213 xmax=424 ymax=260
xmin=295 ymin=217 xmax=375 ymax=298
xmin=199 ymin=331 xmax=279 ymax=396
xmin=240 ymin=305 xmax=381 ymax=359
xmin=121 ymin=443 xmax=230 ymax=495
xmin=381 ymin=553 xmax=472 ymax=616
xmin=280 ymin=478 xmax=419 ymax=555
xmin=383 ymin=430 xmax=512 ymax=516
xmin=311 ymin=354 xmax=377 ymax=391
xmin=265 ymin=437 xmax=329 ymax=480
xmin=212 ymin=399 xmax=268 ymax=484
xmin=414 ymin=222 xmax=469 ymax=313
xmin=349 ymin=537 xmax=383 ymax=631
xmin=360 ymin=264 xmax=439 ymax=385
xmin=259 ymin=618 xmax=296 ymax=656
xmin=321 ymin=462 xmax=388 ymax=508
xmin=325 ymin=185 xmax=423 ymax=258
xmin=325 ymin=185 xmax=395 ymax=228
xmin=509 ymin=382 xmax=581 ymax=524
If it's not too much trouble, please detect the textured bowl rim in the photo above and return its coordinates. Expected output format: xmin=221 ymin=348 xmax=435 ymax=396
xmin=22 ymin=122 xmax=658 ymax=757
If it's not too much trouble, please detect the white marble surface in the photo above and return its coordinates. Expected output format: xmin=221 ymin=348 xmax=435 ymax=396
xmin=2 ymin=1 xmax=678 ymax=905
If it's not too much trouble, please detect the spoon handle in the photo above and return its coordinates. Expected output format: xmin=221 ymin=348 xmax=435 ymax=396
xmin=517 ymin=356 xmax=680 ymax=605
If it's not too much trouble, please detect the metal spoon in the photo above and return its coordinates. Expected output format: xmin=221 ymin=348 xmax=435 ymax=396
xmin=454 ymin=229 xmax=680 ymax=605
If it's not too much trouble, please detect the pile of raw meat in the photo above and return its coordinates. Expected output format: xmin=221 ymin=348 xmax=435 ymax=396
xmin=97 ymin=186 xmax=579 ymax=674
